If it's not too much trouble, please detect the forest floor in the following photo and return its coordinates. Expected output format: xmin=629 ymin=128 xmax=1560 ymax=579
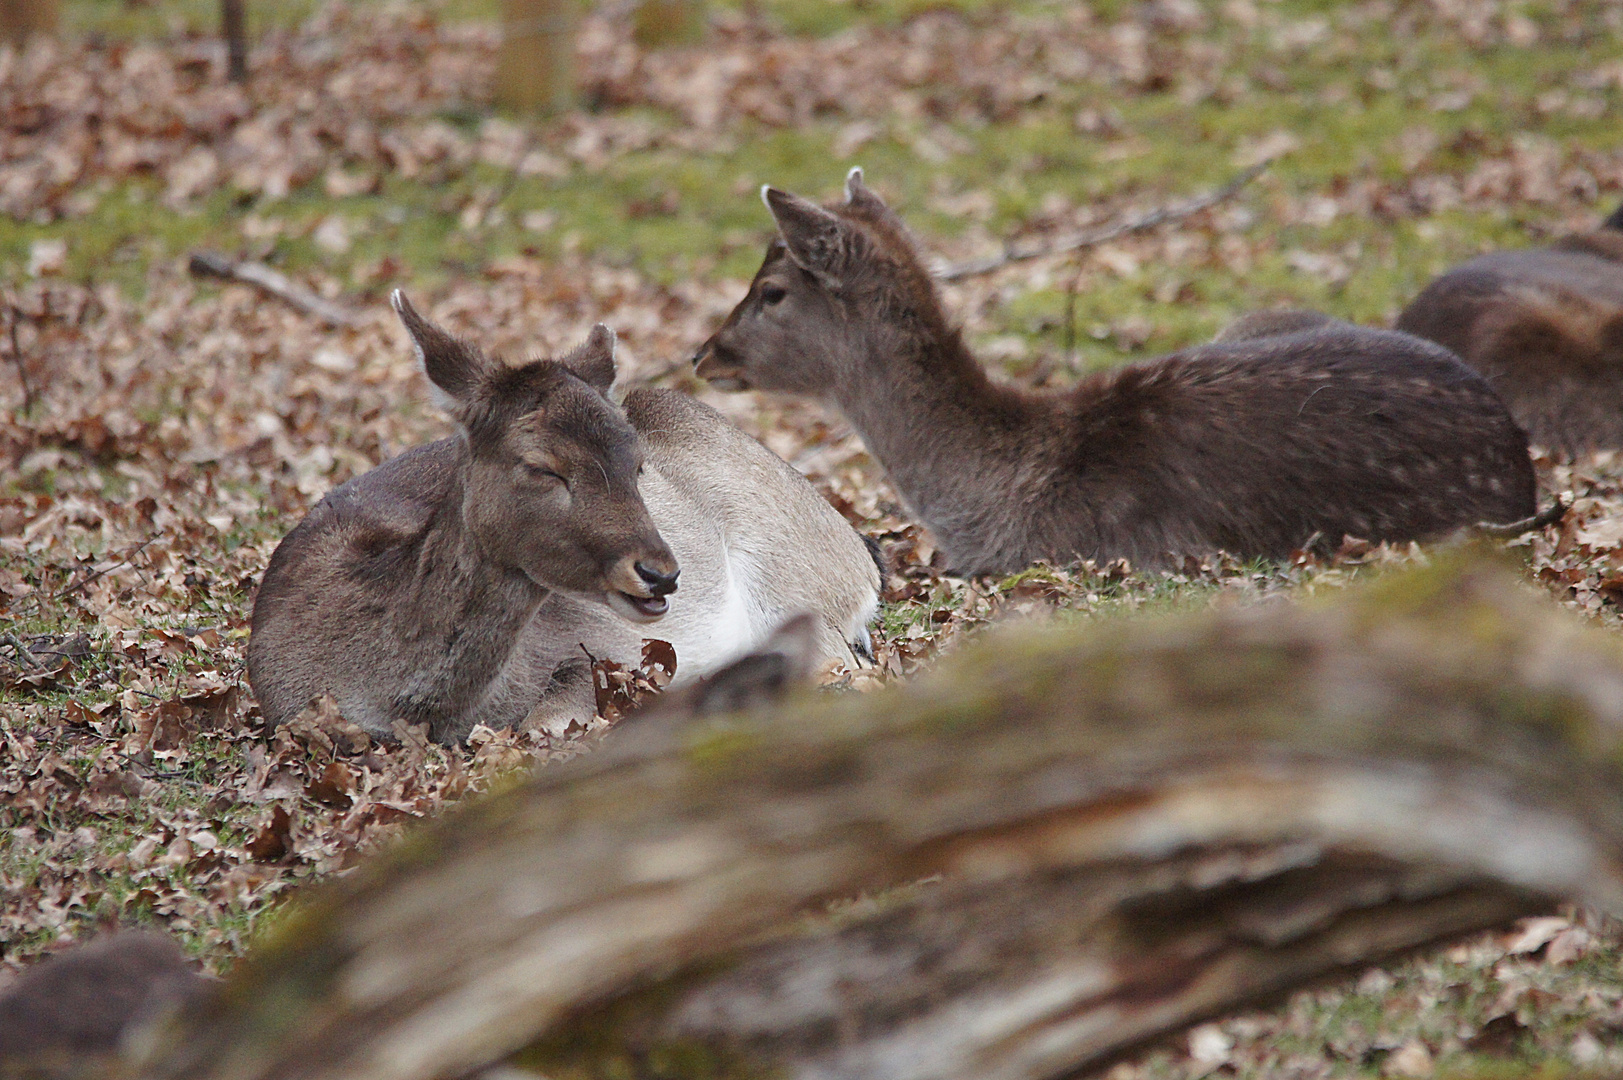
xmin=6 ymin=0 xmax=1623 ymax=1076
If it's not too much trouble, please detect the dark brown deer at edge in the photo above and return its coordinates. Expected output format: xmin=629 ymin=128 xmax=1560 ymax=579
xmin=1397 ymin=201 xmax=1623 ymax=457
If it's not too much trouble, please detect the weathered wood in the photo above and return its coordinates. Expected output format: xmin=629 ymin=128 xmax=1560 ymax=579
xmin=0 ymin=934 xmax=208 ymax=1080
xmin=138 ymin=553 xmax=1623 ymax=1080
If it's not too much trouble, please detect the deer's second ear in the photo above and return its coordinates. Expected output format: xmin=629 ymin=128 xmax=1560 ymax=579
xmin=844 ymin=166 xmax=890 ymax=217
xmin=561 ymin=324 xmax=617 ymax=395
xmin=392 ymin=289 xmax=494 ymax=408
xmin=763 ymin=186 xmax=849 ymax=288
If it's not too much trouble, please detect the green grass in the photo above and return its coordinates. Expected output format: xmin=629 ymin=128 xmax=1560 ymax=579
xmin=10 ymin=0 xmax=1622 ymax=369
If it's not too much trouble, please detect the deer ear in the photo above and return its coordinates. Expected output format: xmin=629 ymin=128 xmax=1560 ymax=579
xmin=844 ymin=166 xmax=887 ymax=214
xmin=560 ymin=324 xmax=617 ymax=395
xmin=763 ymin=185 xmax=850 ymax=289
xmin=392 ymin=290 xmax=494 ymax=413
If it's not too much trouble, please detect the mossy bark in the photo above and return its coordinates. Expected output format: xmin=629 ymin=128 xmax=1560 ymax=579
xmin=139 ymin=553 xmax=1623 ymax=1080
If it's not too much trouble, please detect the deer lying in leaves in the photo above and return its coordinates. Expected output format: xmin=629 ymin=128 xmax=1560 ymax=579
xmin=693 ymin=169 xmax=1537 ymax=575
xmin=249 ymin=292 xmax=879 ymax=744
xmin=1397 ymin=201 xmax=1623 ymax=457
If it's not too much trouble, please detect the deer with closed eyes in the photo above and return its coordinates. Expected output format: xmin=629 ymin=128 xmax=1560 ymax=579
xmin=249 ymin=292 xmax=879 ymax=744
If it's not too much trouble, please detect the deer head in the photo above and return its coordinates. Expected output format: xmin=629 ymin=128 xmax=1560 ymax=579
xmin=393 ymin=291 xmax=679 ymax=622
xmin=692 ymin=168 xmax=939 ymax=397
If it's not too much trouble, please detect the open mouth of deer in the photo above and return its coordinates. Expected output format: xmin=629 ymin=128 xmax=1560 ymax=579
xmin=609 ymin=590 xmax=669 ymax=621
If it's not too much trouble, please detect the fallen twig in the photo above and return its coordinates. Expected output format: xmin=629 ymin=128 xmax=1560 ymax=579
xmin=6 ymin=300 xmax=35 ymax=413
xmin=17 ymin=536 xmax=160 ymax=620
xmin=936 ymin=157 xmax=1277 ymax=282
xmin=1 ymin=633 xmax=43 ymax=671
xmin=188 ymin=251 xmax=361 ymax=328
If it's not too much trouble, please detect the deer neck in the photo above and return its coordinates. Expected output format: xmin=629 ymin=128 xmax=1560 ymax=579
xmin=832 ymin=318 xmax=1057 ymax=548
xmin=392 ymin=464 xmax=550 ymax=726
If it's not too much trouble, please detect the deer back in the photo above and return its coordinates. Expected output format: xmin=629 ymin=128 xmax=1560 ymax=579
xmin=1111 ymin=320 xmax=1536 ymax=561
xmin=1397 ymin=214 xmax=1623 ymax=455
xmin=247 ymin=438 xmax=466 ymax=735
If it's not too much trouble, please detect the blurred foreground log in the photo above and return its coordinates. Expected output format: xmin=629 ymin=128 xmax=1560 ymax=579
xmin=138 ymin=554 xmax=1623 ymax=1080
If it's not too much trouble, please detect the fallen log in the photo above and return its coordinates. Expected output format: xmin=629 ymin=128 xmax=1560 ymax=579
xmin=132 ymin=553 xmax=1623 ymax=1080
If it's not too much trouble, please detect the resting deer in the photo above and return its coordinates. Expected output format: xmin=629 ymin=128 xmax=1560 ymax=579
xmin=1396 ymin=202 xmax=1623 ymax=456
xmin=249 ymin=293 xmax=879 ymax=744
xmin=693 ymin=169 xmax=1536 ymax=575
xmin=521 ymin=386 xmax=881 ymax=733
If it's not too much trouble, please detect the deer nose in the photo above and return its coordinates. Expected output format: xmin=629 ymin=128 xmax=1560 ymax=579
xmin=690 ymin=341 xmax=712 ymax=368
xmin=636 ymin=561 xmax=679 ymax=597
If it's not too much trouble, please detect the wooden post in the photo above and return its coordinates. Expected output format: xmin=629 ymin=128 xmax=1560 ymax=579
xmin=0 ymin=0 xmax=58 ymax=45
xmin=632 ymin=0 xmax=705 ymax=48
xmin=221 ymin=0 xmax=248 ymax=83
xmin=496 ymin=0 xmax=578 ymax=114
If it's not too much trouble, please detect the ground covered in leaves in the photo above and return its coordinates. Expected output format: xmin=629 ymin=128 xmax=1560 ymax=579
xmin=6 ymin=0 xmax=1623 ymax=1076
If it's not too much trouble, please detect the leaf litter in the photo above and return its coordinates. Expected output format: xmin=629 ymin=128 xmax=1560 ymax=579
xmin=5 ymin=1 xmax=1623 ymax=1076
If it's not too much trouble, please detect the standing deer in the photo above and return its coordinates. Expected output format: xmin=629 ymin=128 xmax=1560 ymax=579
xmin=693 ymin=169 xmax=1536 ymax=575
xmin=1396 ymin=202 xmax=1623 ymax=456
xmin=249 ymin=293 xmax=879 ymax=744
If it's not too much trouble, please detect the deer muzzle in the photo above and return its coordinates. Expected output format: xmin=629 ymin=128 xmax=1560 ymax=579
xmin=604 ymin=551 xmax=680 ymax=623
xmin=692 ymin=340 xmax=751 ymax=391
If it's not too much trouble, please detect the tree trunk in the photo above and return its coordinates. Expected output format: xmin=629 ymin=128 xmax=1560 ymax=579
xmin=221 ymin=0 xmax=248 ymax=84
xmin=495 ymin=0 xmax=578 ymax=115
xmin=0 ymin=0 xmax=57 ymax=45
xmin=632 ymin=0 xmax=705 ymax=49
xmin=139 ymin=554 xmax=1623 ymax=1080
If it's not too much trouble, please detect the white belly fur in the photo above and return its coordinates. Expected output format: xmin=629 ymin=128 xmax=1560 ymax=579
xmin=647 ymin=541 xmax=759 ymax=684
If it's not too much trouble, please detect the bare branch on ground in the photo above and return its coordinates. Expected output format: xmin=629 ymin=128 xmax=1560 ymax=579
xmin=936 ymin=158 xmax=1278 ymax=282
xmin=187 ymin=252 xmax=361 ymax=328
